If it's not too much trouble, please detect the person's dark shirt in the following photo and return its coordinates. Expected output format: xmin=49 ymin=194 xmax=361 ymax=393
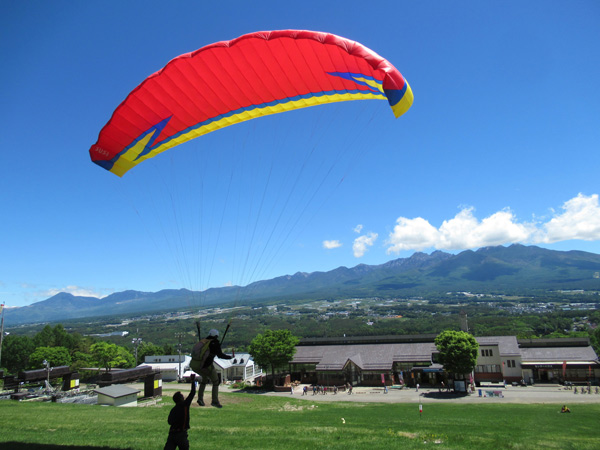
xmin=202 ymin=336 xmax=233 ymax=369
xmin=167 ymin=381 xmax=196 ymax=432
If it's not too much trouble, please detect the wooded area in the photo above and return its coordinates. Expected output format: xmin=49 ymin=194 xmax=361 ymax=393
xmin=2 ymin=301 xmax=599 ymax=377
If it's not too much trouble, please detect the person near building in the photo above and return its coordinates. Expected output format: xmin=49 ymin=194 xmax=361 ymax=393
xmin=190 ymin=329 xmax=233 ymax=408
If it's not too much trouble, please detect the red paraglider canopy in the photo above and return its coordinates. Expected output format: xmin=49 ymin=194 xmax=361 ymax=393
xmin=89 ymin=30 xmax=413 ymax=176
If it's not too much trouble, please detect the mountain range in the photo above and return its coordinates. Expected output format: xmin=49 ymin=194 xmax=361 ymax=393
xmin=5 ymin=244 xmax=600 ymax=325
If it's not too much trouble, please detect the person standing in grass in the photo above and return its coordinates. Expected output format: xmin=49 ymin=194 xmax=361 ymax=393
xmin=164 ymin=373 xmax=196 ymax=450
xmin=191 ymin=328 xmax=233 ymax=408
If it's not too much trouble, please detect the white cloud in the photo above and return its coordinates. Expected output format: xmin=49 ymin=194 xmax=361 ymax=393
xmin=323 ymin=240 xmax=343 ymax=249
xmin=539 ymin=193 xmax=600 ymax=243
xmin=43 ymin=285 xmax=106 ymax=299
xmin=353 ymin=224 xmax=363 ymax=234
xmin=386 ymin=217 xmax=440 ymax=252
xmin=386 ymin=194 xmax=600 ymax=253
xmin=353 ymin=232 xmax=378 ymax=257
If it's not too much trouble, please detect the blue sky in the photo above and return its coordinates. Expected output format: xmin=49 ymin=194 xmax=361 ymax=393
xmin=2 ymin=1 xmax=599 ymax=307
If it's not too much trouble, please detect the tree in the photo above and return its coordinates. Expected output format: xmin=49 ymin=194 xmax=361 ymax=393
xmin=1 ymin=334 xmax=35 ymax=374
xmin=163 ymin=343 xmax=176 ymax=355
xmin=136 ymin=342 xmax=164 ymax=365
xmin=90 ymin=342 xmax=135 ymax=370
xmin=29 ymin=346 xmax=72 ymax=369
xmin=33 ymin=325 xmax=56 ymax=348
xmin=590 ymin=326 xmax=600 ymax=355
xmin=51 ymin=324 xmax=79 ymax=351
xmin=90 ymin=342 xmax=119 ymax=371
xmin=71 ymin=351 xmax=94 ymax=372
xmin=114 ymin=346 xmax=135 ymax=369
xmin=435 ymin=330 xmax=479 ymax=376
xmin=248 ymin=329 xmax=299 ymax=386
xmin=30 ymin=324 xmax=81 ymax=354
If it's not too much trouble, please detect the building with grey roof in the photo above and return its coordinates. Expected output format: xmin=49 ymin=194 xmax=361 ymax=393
xmin=289 ymin=335 xmax=599 ymax=387
xmin=518 ymin=338 xmax=599 ymax=383
xmin=93 ymin=385 xmax=140 ymax=407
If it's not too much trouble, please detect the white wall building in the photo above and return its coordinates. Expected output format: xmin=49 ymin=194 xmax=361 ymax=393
xmin=180 ymin=352 xmax=263 ymax=384
xmin=94 ymin=385 xmax=140 ymax=407
xmin=143 ymin=352 xmax=264 ymax=384
xmin=140 ymin=354 xmax=191 ymax=382
xmin=474 ymin=336 xmax=523 ymax=383
xmin=214 ymin=353 xmax=264 ymax=383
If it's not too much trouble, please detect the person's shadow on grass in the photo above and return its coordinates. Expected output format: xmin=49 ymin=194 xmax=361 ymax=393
xmin=0 ymin=443 xmax=133 ymax=450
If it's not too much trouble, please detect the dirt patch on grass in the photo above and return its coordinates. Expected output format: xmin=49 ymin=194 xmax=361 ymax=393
xmin=261 ymin=401 xmax=319 ymax=411
xmin=398 ymin=431 xmax=418 ymax=439
xmin=190 ymin=395 xmax=255 ymax=407
xmin=278 ymin=402 xmax=319 ymax=411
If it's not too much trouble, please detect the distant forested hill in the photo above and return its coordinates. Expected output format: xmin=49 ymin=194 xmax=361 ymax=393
xmin=5 ymin=244 xmax=600 ymax=325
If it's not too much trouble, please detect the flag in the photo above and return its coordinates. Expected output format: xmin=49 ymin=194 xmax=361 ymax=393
xmin=562 ymin=361 xmax=567 ymax=378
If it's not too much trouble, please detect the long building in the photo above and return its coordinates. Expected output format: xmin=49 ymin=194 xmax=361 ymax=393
xmin=289 ymin=335 xmax=599 ymax=387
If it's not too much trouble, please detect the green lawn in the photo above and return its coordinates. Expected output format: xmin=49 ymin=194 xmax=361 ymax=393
xmin=0 ymin=392 xmax=597 ymax=449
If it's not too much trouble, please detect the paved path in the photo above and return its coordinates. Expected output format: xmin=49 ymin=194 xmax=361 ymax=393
xmin=143 ymin=382 xmax=600 ymax=404
xmin=250 ymin=384 xmax=600 ymax=404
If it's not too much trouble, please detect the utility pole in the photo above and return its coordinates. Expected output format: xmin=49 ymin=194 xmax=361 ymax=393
xmin=132 ymin=329 xmax=142 ymax=366
xmin=0 ymin=303 xmax=5 ymax=368
xmin=175 ymin=333 xmax=184 ymax=381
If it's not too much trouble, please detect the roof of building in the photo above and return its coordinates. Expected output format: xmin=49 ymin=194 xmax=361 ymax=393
xmin=214 ymin=353 xmax=254 ymax=369
xmin=139 ymin=362 xmax=180 ymax=372
xmin=518 ymin=337 xmax=591 ymax=348
xmin=93 ymin=385 xmax=140 ymax=398
xmin=520 ymin=346 xmax=599 ymax=364
xmin=292 ymin=342 xmax=436 ymax=371
xmin=291 ymin=335 xmax=600 ymax=372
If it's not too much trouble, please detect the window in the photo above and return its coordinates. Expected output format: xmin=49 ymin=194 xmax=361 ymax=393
xmin=476 ymin=364 xmax=502 ymax=373
xmin=481 ymin=349 xmax=494 ymax=357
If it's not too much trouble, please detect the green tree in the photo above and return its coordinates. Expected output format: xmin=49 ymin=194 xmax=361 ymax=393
xmin=28 ymin=346 xmax=72 ymax=369
xmin=90 ymin=342 xmax=119 ymax=371
xmin=89 ymin=342 xmax=135 ymax=370
xmin=163 ymin=343 xmax=176 ymax=355
xmin=136 ymin=342 xmax=164 ymax=364
xmin=33 ymin=325 xmax=56 ymax=348
xmin=1 ymin=334 xmax=35 ymax=374
xmin=114 ymin=346 xmax=135 ymax=368
xmin=590 ymin=326 xmax=600 ymax=355
xmin=248 ymin=329 xmax=299 ymax=386
xmin=51 ymin=324 xmax=78 ymax=351
xmin=71 ymin=351 xmax=94 ymax=372
xmin=435 ymin=330 xmax=479 ymax=376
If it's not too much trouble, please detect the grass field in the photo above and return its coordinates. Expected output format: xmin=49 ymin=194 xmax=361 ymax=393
xmin=0 ymin=391 xmax=598 ymax=450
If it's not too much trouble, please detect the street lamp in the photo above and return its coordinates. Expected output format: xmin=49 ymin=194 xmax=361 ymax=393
xmin=43 ymin=359 xmax=51 ymax=391
xmin=132 ymin=337 xmax=142 ymax=365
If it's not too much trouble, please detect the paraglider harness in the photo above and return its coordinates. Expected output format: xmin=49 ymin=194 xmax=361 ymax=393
xmin=191 ymin=338 xmax=212 ymax=370
xmin=190 ymin=320 xmax=232 ymax=373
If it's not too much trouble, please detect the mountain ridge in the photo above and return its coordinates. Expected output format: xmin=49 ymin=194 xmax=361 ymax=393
xmin=5 ymin=244 xmax=600 ymax=325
